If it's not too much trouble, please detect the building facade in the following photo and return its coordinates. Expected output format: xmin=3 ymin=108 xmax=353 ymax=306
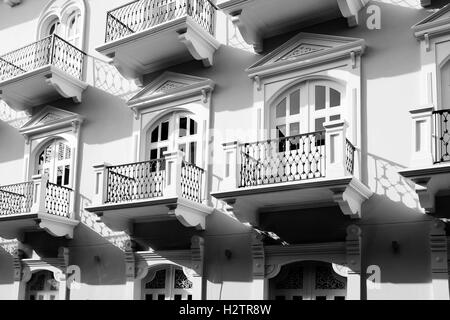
xmin=0 ymin=0 xmax=449 ymax=300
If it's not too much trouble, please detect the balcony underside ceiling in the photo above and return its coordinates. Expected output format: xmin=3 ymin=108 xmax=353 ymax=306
xmin=85 ymin=196 xmax=213 ymax=233
xmin=399 ymin=163 xmax=450 ymax=215
xmin=0 ymin=66 xmax=88 ymax=111
xmin=218 ymin=0 xmax=368 ymax=52
xmin=211 ymin=177 xmax=373 ymax=225
xmin=0 ymin=213 xmax=79 ymax=240
xmin=96 ymin=17 xmax=220 ymax=83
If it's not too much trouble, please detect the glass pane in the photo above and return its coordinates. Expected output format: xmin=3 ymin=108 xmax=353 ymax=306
xmin=161 ymin=122 xmax=169 ymax=141
xmin=146 ymin=270 xmax=166 ymax=289
xmin=160 ymin=147 xmax=168 ymax=159
xmin=289 ymin=123 xmax=300 ymax=136
xmin=315 ymin=117 xmax=326 ymax=131
xmin=150 ymin=149 xmax=158 ymax=160
xmin=189 ymin=142 xmax=197 ymax=164
xmin=293 ymin=296 xmax=303 ymax=300
xmin=179 ymin=117 xmax=187 ymax=137
xmin=179 ymin=144 xmax=186 ymax=158
xmin=275 ymin=296 xmax=286 ymax=300
xmin=145 ymin=294 xmax=153 ymax=301
xmin=276 ymin=98 xmax=287 ymax=118
xmin=330 ymin=88 xmax=341 ymax=108
xmin=190 ymin=119 xmax=197 ymax=135
xmin=276 ymin=125 xmax=286 ymax=138
xmin=64 ymin=165 xmax=70 ymax=186
xmin=290 ymin=90 xmax=300 ymax=115
xmin=174 ymin=294 xmax=182 ymax=300
xmin=151 ymin=127 xmax=159 ymax=143
xmin=330 ymin=115 xmax=341 ymax=121
xmin=57 ymin=166 xmax=63 ymax=186
xmin=315 ymin=86 xmax=326 ymax=110
xmin=187 ymin=295 xmax=193 ymax=300
xmin=158 ymin=295 xmax=165 ymax=301
xmin=174 ymin=269 xmax=193 ymax=289
xmin=316 ymin=296 xmax=327 ymax=301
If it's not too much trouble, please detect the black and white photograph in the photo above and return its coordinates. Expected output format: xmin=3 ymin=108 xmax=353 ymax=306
xmin=0 ymin=0 xmax=449 ymax=306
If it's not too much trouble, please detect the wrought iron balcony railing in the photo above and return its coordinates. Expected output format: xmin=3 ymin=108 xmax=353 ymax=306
xmin=433 ymin=109 xmax=450 ymax=164
xmin=237 ymin=131 xmax=356 ymax=188
xmin=105 ymin=0 xmax=216 ymax=43
xmin=104 ymin=156 xmax=205 ymax=205
xmin=0 ymin=34 xmax=86 ymax=82
xmin=0 ymin=178 xmax=73 ymax=218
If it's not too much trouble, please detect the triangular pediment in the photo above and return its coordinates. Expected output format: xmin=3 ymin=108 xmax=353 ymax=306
xmin=20 ymin=106 xmax=82 ymax=134
xmin=246 ymin=32 xmax=365 ymax=76
xmin=413 ymin=4 xmax=450 ymax=37
xmin=129 ymin=72 xmax=213 ymax=102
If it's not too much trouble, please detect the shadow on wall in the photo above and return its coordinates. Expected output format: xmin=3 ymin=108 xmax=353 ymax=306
xmin=0 ymin=120 xmax=25 ymax=163
xmin=367 ymin=152 xmax=420 ymax=210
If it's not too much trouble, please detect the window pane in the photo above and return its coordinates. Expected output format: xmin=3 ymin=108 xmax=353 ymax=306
xmin=315 ymin=86 xmax=326 ymax=110
xmin=157 ymin=295 xmax=165 ymax=301
xmin=179 ymin=117 xmax=187 ymax=137
xmin=150 ymin=149 xmax=158 ymax=160
xmin=189 ymin=142 xmax=197 ymax=164
xmin=64 ymin=165 xmax=70 ymax=186
xmin=160 ymin=147 xmax=168 ymax=159
xmin=289 ymin=123 xmax=300 ymax=136
xmin=161 ymin=122 xmax=169 ymax=141
xmin=179 ymin=144 xmax=186 ymax=159
xmin=174 ymin=295 xmax=182 ymax=301
xmin=330 ymin=114 xmax=341 ymax=121
xmin=190 ymin=119 xmax=197 ymax=135
xmin=57 ymin=166 xmax=63 ymax=186
xmin=290 ymin=90 xmax=300 ymax=115
xmin=315 ymin=117 xmax=326 ymax=131
xmin=145 ymin=294 xmax=153 ymax=301
xmin=276 ymin=125 xmax=286 ymax=138
xmin=151 ymin=127 xmax=159 ymax=143
xmin=330 ymin=88 xmax=341 ymax=108
xmin=276 ymin=98 xmax=287 ymax=118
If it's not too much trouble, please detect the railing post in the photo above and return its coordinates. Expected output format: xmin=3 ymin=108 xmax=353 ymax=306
xmin=93 ymin=163 xmax=110 ymax=206
xmin=324 ymin=120 xmax=348 ymax=178
xmin=164 ymin=151 xmax=184 ymax=198
xmin=31 ymin=174 xmax=49 ymax=214
xmin=410 ymin=105 xmax=434 ymax=167
xmin=222 ymin=141 xmax=240 ymax=190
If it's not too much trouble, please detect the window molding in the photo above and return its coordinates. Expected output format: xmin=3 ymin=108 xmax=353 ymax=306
xmin=37 ymin=0 xmax=87 ymax=50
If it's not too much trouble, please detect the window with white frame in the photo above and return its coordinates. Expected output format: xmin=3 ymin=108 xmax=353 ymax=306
xmin=35 ymin=138 xmax=72 ymax=188
xmin=147 ymin=112 xmax=199 ymax=165
xmin=142 ymin=265 xmax=194 ymax=300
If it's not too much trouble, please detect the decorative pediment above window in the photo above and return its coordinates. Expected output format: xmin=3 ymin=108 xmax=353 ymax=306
xmin=128 ymin=72 xmax=215 ymax=114
xmin=19 ymin=106 xmax=83 ymax=138
xmin=413 ymin=4 xmax=450 ymax=40
xmin=246 ymin=32 xmax=365 ymax=79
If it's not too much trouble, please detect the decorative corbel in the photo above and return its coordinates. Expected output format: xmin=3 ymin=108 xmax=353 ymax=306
xmin=350 ymin=51 xmax=356 ymax=69
xmin=23 ymin=134 xmax=30 ymax=145
xmin=424 ymin=33 xmax=430 ymax=52
xmin=190 ymin=236 xmax=204 ymax=276
xmin=253 ymin=76 xmax=261 ymax=91
xmin=124 ymin=240 xmax=137 ymax=281
xmin=131 ymin=107 xmax=140 ymax=120
xmin=201 ymin=89 xmax=209 ymax=104
xmin=71 ymin=120 xmax=80 ymax=134
xmin=251 ymin=231 xmax=265 ymax=279
xmin=411 ymin=177 xmax=435 ymax=214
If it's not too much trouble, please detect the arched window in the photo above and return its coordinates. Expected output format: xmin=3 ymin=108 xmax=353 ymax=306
xmin=36 ymin=138 xmax=72 ymax=187
xmin=26 ymin=270 xmax=60 ymax=300
xmin=65 ymin=10 xmax=82 ymax=47
xmin=270 ymin=261 xmax=347 ymax=300
xmin=271 ymin=80 xmax=344 ymax=139
xmin=142 ymin=265 xmax=193 ymax=300
xmin=147 ymin=112 xmax=199 ymax=165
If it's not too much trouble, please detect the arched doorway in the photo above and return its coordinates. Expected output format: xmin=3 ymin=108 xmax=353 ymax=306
xmin=35 ymin=138 xmax=72 ymax=188
xmin=142 ymin=265 xmax=194 ymax=300
xmin=270 ymin=261 xmax=347 ymax=300
xmin=26 ymin=270 xmax=60 ymax=300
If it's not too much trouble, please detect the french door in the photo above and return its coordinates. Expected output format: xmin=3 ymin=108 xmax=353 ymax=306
xmin=270 ymin=261 xmax=347 ymax=301
xmin=148 ymin=112 xmax=200 ymax=166
xmin=36 ymin=139 xmax=72 ymax=187
xmin=142 ymin=266 xmax=194 ymax=300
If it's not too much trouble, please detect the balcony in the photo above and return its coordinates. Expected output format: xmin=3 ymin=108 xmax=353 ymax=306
xmin=211 ymin=120 xmax=372 ymax=225
xmin=0 ymin=35 xmax=88 ymax=111
xmin=86 ymin=151 xmax=213 ymax=232
xmin=96 ymin=0 xmax=220 ymax=82
xmin=399 ymin=106 xmax=450 ymax=215
xmin=217 ymin=0 xmax=368 ymax=52
xmin=0 ymin=175 xmax=79 ymax=239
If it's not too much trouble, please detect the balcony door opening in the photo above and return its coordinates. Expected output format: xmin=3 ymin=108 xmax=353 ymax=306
xmin=142 ymin=265 xmax=194 ymax=300
xmin=35 ymin=138 xmax=72 ymax=188
xmin=270 ymin=261 xmax=347 ymax=301
xmin=147 ymin=112 xmax=200 ymax=166
xmin=26 ymin=270 xmax=60 ymax=300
